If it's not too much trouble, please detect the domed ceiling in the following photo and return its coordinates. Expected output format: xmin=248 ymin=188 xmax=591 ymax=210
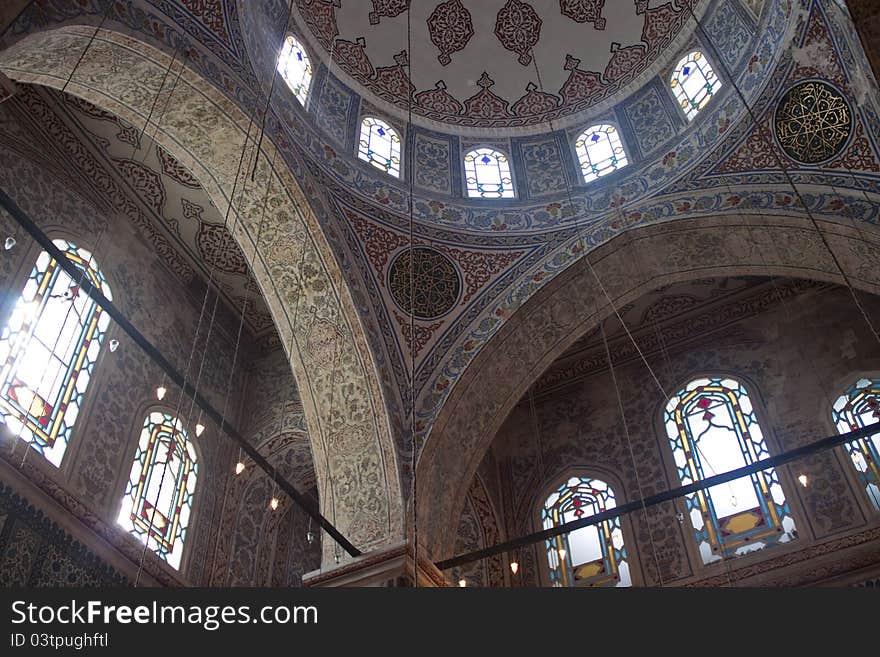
xmin=294 ymin=0 xmax=709 ymax=132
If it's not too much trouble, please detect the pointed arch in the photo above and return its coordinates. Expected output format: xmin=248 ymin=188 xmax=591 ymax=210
xmin=418 ymin=215 xmax=880 ymax=560
xmin=0 ymin=26 xmax=402 ymax=558
xmin=540 ymin=473 xmax=633 ymax=587
xmin=663 ymin=376 xmax=797 ymax=564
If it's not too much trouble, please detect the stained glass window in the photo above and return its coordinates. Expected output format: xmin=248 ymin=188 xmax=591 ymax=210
xmin=670 ymin=51 xmax=722 ymax=120
xmin=358 ymin=117 xmax=402 ymax=177
xmin=119 ymin=411 xmax=198 ymax=570
xmin=832 ymin=378 xmax=880 ymax=511
xmin=542 ymin=476 xmax=631 ymax=587
xmin=0 ymin=240 xmax=111 ymax=467
xmin=575 ymin=124 xmax=629 ymax=183
xmin=664 ymin=377 xmax=796 ymax=564
xmin=277 ymin=34 xmax=313 ymax=107
xmin=464 ymin=147 xmax=515 ymax=199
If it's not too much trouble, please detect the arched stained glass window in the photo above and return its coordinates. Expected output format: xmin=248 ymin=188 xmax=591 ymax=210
xmin=670 ymin=51 xmax=722 ymax=120
xmin=277 ymin=34 xmax=313 ymax=106
xmin=464 ymin=147 xmax=515 ymax=199
xmin=575 ymin=124 xmax=629 ymax=183
xmin=118 ymin=411 xmax=198 ymax=569
xmin=832 ymin=378 xmax=880 ymax=511
xmin=542 ymin=476 xmax=631 ymax=587
xmin=0 ymin=240 xmax=111 ymax=467
xmin=358 ymin=117 xmax=401 ymax=177
xmin=664 ymin=377 xmax=796 ymax=565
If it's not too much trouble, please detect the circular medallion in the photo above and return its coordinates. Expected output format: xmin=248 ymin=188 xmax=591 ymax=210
xmin=774 ymin=80 xmax=853 ymax=164
xmin=388 ymin=247 xmax=461 ymax=320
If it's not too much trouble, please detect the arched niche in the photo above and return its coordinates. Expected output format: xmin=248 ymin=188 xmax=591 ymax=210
xmin=418 ymin=213 xmax=880 ymax=559
xmin=0 ymin=26 xmax=403 ymax=559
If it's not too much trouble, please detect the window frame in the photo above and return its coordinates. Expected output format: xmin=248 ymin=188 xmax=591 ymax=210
xmin=356 ymin=114 xmax=404 ymax=179
xmin=277 ymin=32 xmax=315 ymax=109
xmin=461 ymin=145 xmax=518 ymax=200
xmin=667 ymin=48 xmax=723 ymax=122
xmin=572 ymin=122 xmax=630 ymax=184
xmin=830 ymin=374 xmax=880 ymax=515
xmin=0 ymin=235 xmax=114 ymax=471
xmin=113 ymin=404 xmax=202 ymax=575
xmin=534 ymin=467 xmax=640 ymax=587
xmin=657 ymin=372 xmax=804 ymax=570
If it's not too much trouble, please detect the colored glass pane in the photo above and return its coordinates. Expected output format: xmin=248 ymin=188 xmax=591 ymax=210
xmin=277 ymin=35 xmax=313 ymax=107
xmin=670 ymin=51 xmax=722 ymax=120
xmin=575 ymin=124 xmax=629 ymax=183
xmin=0 ymin=240 xmax=111 ymax=466
xmin=118 ymin=411 xmax=198 ymax=569
xmin=464 ymin=148 xmax=515 ymax=198
xmin=542 ymin=476 xmax=631 ymax=587
xmin=832 ymin=378 xmax=880 ymax=510
xmin=358 ymin=117 xmax=401 ymax=177
xmin=664 ymin=377 xmax=796 ymax=564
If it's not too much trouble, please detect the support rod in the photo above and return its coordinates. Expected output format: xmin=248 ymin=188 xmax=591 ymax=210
xmin=436 ymin=422 xmax=878 ymax=570
xmin=0 ymin=186 xmax=361 ymax=558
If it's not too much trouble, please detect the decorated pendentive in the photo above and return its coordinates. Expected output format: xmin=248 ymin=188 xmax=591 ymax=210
xmin=774 ymin=80 xmax=853 ymax=164
xmin=388 ymin=247 xmax=462 ymax=320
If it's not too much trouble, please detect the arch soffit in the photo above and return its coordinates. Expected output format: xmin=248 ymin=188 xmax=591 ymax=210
xmin=419 ymin=213 xmax=880 ymax=558
xmin=0 ymin=26 xmax=403 ymax=554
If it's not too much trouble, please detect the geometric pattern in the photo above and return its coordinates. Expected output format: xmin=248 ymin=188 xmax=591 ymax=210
xmin=542 ymin=475 xmax=631 ymax=587
xmin=388 ymin=247 xmax=461 ymax=320
xmin=669 ymin=51 xmax=722 ymax=121
xmin=357 ymin=116 xmax=401 ymax=177
xmin=775 ymin=80 xmax=853 ymax=164
xmin=0 ymin=240 xmax=112 ymax=467
xmin=574 ymin=124 xmax=628 ymax=182
xmin=0 ymin=481 xmax=128 ymax=586
xmin=278 ymin=34 xmax=313 ymax=107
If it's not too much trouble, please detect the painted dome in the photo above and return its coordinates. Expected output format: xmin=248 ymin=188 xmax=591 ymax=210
xmin=289 ymin=0 xmax=710 ymax=134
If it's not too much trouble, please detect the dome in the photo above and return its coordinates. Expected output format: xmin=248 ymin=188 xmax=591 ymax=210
xmin=288 ymin=0 xmax=711 ymax=135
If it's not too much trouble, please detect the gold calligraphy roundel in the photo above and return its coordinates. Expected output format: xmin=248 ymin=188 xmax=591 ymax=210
xmin=775 ymin=80 xmax=853 ymax=164
xmin=389 ymin=247 xmax=461 ymax=320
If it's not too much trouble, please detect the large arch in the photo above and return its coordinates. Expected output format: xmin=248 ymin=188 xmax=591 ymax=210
xmin=0 ymin=27 xmax=403 ymax=556
xmin=418 ymin=213 xmax=880 ymax=558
